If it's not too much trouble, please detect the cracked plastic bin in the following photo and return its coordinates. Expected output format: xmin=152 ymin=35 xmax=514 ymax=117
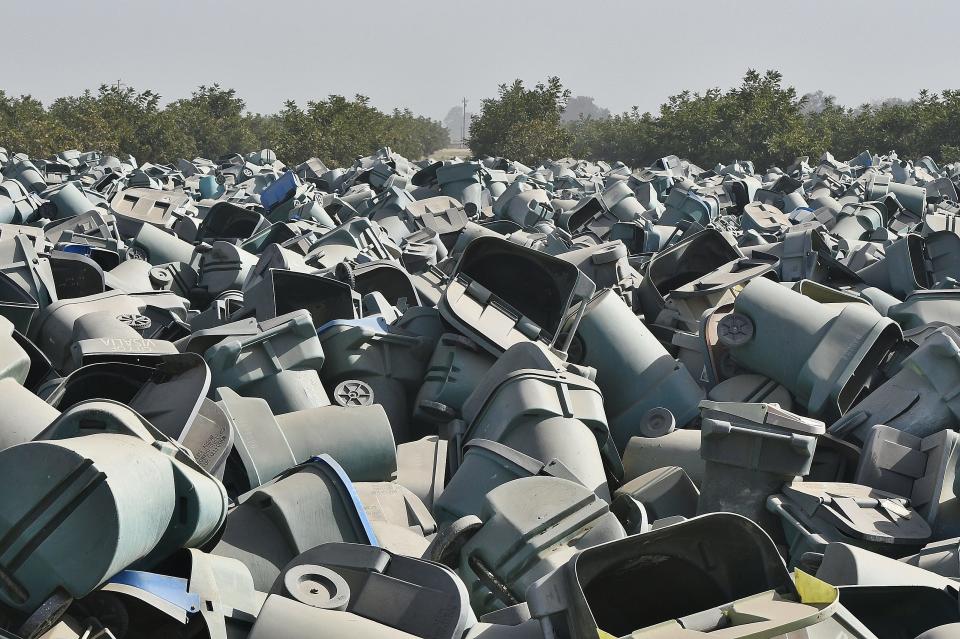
xmin=174 ymin=549 xmax=262 ymax=639
xmin=348 ymin=481 xmax=436 ymax=557
xmin=43 ymin=568 xmax=207 ymax=638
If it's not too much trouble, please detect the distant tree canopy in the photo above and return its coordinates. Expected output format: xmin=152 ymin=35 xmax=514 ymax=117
xmin=4 ymin=73 xmax=960 ymax=170
xmin=469 ymin=77 xmax=572 ymax=165
xmin=569 ymin=70 xmax=960 ymax=169
xmin=0 ymin=84 xmax=449 ymax=167
xmin=561 ymin=95 xmax=610 ymax=123
xmin=468 ymin=71 xmax=960 ymax=169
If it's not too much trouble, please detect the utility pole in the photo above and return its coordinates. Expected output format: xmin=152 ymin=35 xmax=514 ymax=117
xmin=461 ymin=97 xmax=468 ymax=148
xmin=115 ymin=79 xmax=125 ymax=92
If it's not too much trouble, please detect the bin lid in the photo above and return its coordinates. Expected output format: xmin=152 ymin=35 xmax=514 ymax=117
xmin=782 ymin=481 xmax=931 ymax=545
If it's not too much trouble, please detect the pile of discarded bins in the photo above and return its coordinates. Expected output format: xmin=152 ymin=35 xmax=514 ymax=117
xmin=0 ymin=144 xmax=958 ymax=638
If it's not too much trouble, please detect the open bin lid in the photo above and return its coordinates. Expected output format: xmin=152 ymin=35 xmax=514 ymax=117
xmin=240 ymin=269 xmax=358 ymax=329
xmin=439 ymin=236 xmax=595 ymax=356
xmin=526 ymin=513 xmax=836 ymax=639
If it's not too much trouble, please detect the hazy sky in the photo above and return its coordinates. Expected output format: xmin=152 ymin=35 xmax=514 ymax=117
xmin=5 ymin=0 xmax=959 ymax=121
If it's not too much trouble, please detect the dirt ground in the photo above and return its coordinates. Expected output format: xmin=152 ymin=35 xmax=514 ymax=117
xmin=427 ymin=147 xmax=471 ymax=161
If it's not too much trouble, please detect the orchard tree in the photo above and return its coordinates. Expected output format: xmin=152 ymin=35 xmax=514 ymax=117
xmin=469 ymin=77 xmax=572 ymax=165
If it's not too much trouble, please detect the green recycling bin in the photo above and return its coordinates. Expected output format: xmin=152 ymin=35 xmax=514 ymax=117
xmin=0 ymin=400 xmax=227 ymax=613
xmin=723 ymin=277 xmax=901 ymax=421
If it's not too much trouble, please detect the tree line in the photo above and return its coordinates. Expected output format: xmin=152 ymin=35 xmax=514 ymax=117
xmin=0 ymin=84 xmax=450 ymax=167
xmin=470 ymin=70 xmax=960 ymax=169
xmin=3 ymin=73 xmax=959 ymax=172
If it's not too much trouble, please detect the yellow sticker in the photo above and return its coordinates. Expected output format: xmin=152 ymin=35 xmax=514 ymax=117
xmin=795 ymin=568 xmax=838 ymax=605
xmin=597 ymin=628 xmax=618 ymax=639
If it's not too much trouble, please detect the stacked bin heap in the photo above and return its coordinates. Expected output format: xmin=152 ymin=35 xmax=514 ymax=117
xmin=0 ymin=145 xmax=958 ymax=638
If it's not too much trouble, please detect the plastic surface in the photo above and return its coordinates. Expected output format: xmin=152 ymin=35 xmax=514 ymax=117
xmin=726 ymin=277 xmax=901 ymax=420
xmin=571 ymin=289 xmax=704 ymax=451
xmin=213 ymin=456 xmax=378 ymax=591
xmin=455 ymin=475 xmax=625 ymax=615
xmin=268 ymin=542 xmax=473 ymax=639
xmin=204 ymin=310 xmax=329 ymax=414
xmin=831 ymin=326 xmax=960 ymax=445
xmin=0 ymin=400 xmax=227 ymax=612
xmin=440 ymin=236 xmax=595 ymax=356
xmin=854 ymin=424 xmax=960 ymax=539
xmin=460 ymin=342 xmax=620 ymax=501
xmin=769 ymin=481 xmax=931 ymax=561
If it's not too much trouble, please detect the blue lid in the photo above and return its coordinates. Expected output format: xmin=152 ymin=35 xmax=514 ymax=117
xmin=59 ymin=243 xmax=92 ymax=255
xmin=260 ymin=171 xmax=300 ymax=212
xmin=307 ymin=454 xmax=379 ymax=546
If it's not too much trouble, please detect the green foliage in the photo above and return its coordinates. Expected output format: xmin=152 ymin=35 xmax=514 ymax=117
xmin=46 ymin=85 xmax=190 ymax=161
xmin=164 ymin=85 xmax=257 ymax=160
xmin=385 ymin=109 xmax=451 ymax=163
xmin=274 ymin=95 xmax=385 ymax=168
xmin=569 ymin=108 xmax=657 ymax=165
xmin=0 ymin=86 xmax=448 ymax=168
xmin=469 ymin=77 xmax=572 ymax=165
xmin=0 ymin=92 xmax=70 ymax=157
xmin=569 ymin=70 xmax=960 ymax=170
xmin=4 ymin=72 xmax=960 ymax=172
